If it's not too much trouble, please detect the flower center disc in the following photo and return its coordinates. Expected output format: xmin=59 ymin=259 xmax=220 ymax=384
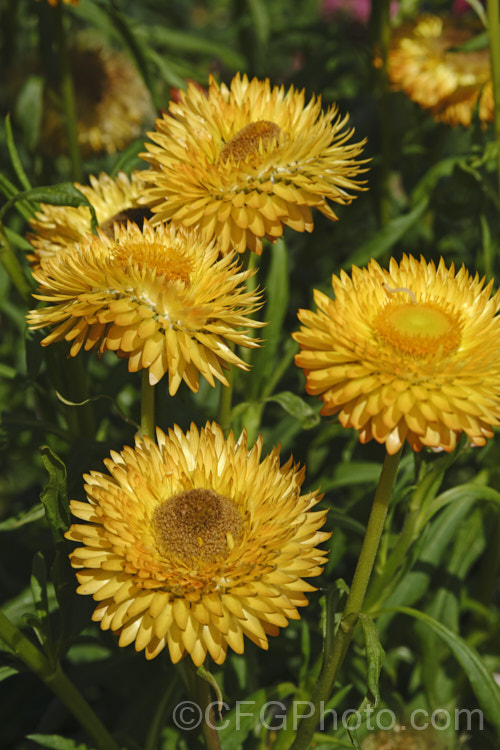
xmin=220 ymin=120 xmax=283 ymax=163
xmin=100 ymin=207 xmax=153 ymax=238
xmin=152 ymin=488 xmax=243 ymax=562
xmin=111 ymin=241 xmax=193 ymax=283
xmin=375 ymin=301 xmax=461 ymax=356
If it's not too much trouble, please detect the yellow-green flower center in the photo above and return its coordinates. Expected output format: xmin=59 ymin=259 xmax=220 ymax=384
xmin=220 ymin=120 xmax=283 ymax=163
xmin=111 ymin=240 xmax=193 ymax=283
xmin=152 ymin=488 xmax=243 ymax=562
xmin=375 ymin=300 xmax=461 ymax=357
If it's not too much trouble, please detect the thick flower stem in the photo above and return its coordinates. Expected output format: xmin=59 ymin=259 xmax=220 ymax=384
xmin=54 ymin=3 xmax=82 ymax=182
xmin=194 ymin=668 xmax=222 ymax=750
xmin=487 ymin=0 xmax=500 ymax=196
xmin=141 ymin=371 xmax=156 ymax=439
xmin=290 ymin=447 xmax=403 ymax=750
xmin=0 ymin=611 xmax=120 ymax=750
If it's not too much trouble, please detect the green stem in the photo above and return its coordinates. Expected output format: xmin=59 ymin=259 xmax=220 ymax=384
xmin=141 ymin=370 xmax=156 ymax=439
xmin=54 ymin=3 xmax=82 ymax=182
xmin=487 ymin=0 xmax=500 ymax=196
xmin=290 ymin=447 xmax=403 ymax=750
xmin=62 ymin=354 xmax=96 ymax=440
xmin=0 ymin=611 xmax=119 ymax=750
xmin=44 ymin=345 xmax=95 ymax=441
xmin=0 ymin=222 xmax=32 ymax=302
xmin=192 ymin=665 xmax=222 ymax=750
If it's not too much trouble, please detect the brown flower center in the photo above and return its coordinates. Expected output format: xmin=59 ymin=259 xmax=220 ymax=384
xmin=374 ymin=299 xmax=462 ymax=357
xmin=220 ymin=120 xmax=283 ymax=163
xmin=100 ymin=207 xmax=153 ymax=238
xmin=111 ymin=240 xmax=193 ymax=283
xmin=152 ymin=488 xmax=243 ymax=562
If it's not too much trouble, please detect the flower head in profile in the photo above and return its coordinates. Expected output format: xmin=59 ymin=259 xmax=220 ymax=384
xmin=27 ymin=221 xmax=263 ymax=393
xmin=139 ymin=74 xmax=367 ymax=255
xmin=386 ymin=15 xmax=492 ymax=127
xmin=294 ymin=255 xmax=500 ymax=454
xmin=27 ymin=171 xmax=148 ymax=267
xmin=64 ymin=422 xmax=330 ymax=664
xmin=41 ymin=42 xmax=153 ymax=155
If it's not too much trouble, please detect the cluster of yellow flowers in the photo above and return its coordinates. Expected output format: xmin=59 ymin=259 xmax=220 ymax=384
xmin=26 ymin=73 xmax=365 ymax=664
xmin=26 ymin=48 xmax=500 ymax=665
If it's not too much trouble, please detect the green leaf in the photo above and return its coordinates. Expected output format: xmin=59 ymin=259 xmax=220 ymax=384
xmin=265 ymin=391 xmax=320 ymax=429
xmin=247 ymin=0 xmax=270 ymax=45
xmin=110 ymin=139 xmax=146 ymax=177
xmin=410 ymin=156 xmax=464 ymax=205
xmin=26 ymin=735 xmax=95 ymax=750
xmin=14 ymin=75 xmax=44 ymax=151
xmin=0 ymin=184 xmax=98 ymax=231
xmin=4 ymin=225 xmax=33 ymax=251
xmin=359 ymin=615 xmax=384 ymax=707
xmin=0 ymin=665 xmax=19 ymax=681
xmin=149 ymin=26 xmax=246 ymax=69
xmin=5 ymin=114 xmax=31 ymax=191
xmin=419 ymin=508 xmax=486 ymax=706
xmin=39 ymin=446 xmax=70 ymax=545
xmin=345 ymin=616 xmax=384 ymax=748
xmin=99 ymin=6 xmax=159 ymax=110
xmin=322 ymin=462 xmax=382 ymax=491
xmin=422 ymin=482 xmax=500 ymax=527
xmin=30 ymin=552 xmax=53 ymax=653
xmin=390 ymin=606 xmax=500 ymax=737
xmin=376 ymin=496 xmax=477 ymax=636
xmin=350 ymin=200 xmax=428 ymax=266
xmin=0 ymin=503 xmax=45 ymax=531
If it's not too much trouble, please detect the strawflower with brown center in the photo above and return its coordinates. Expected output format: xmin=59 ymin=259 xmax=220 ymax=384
xmin=139 ymin=73 xmax=367 ymax=255
xmin=26 ymin=171 xmax=148 ymax=267
xmin=27 ymin=221 xmax=263 ymax=393
xmin=41 ymin=42 xmax=153 ymax=155
xmin=294 ymin=255 xmax=500 ymax=454
xmin=386 ymin=15 xmax=493 ymax=127
xmin=64 ymin=422 xmax=330 ymax=664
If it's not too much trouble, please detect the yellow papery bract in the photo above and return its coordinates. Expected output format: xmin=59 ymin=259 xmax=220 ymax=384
xmin=294 ymin=255 xmax=500 ymax=454
xmin=64 ymin=422 xmax=330 ymax=665
xmin=139 ymin=73 xmax=367 ymax=255
xmin=27 ymin=221 xmax=264 ymax=393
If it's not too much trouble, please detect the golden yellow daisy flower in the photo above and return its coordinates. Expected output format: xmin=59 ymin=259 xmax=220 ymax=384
xmin=386 ymin=15 xmax=493 ymax=127
xmin=139 ymin=73 xmax=367 ymax=255
xmin=27 ymin=171 xmax=148 ymax=267
xmin=294 ymin=255 xmax=500 ymax=454
xmin=64 ymin=422 xmax=330 ymax=664
xmin=27 ymin=221 xmax=263 ymax=393
xmin=41 ymin=42 xmax=153 ymax=155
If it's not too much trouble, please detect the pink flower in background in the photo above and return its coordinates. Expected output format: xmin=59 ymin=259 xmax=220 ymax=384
xmin=322 ymin=0 xmax=398 ymax=23
xmin=452 ymin=0 xmax=472 ymax=13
